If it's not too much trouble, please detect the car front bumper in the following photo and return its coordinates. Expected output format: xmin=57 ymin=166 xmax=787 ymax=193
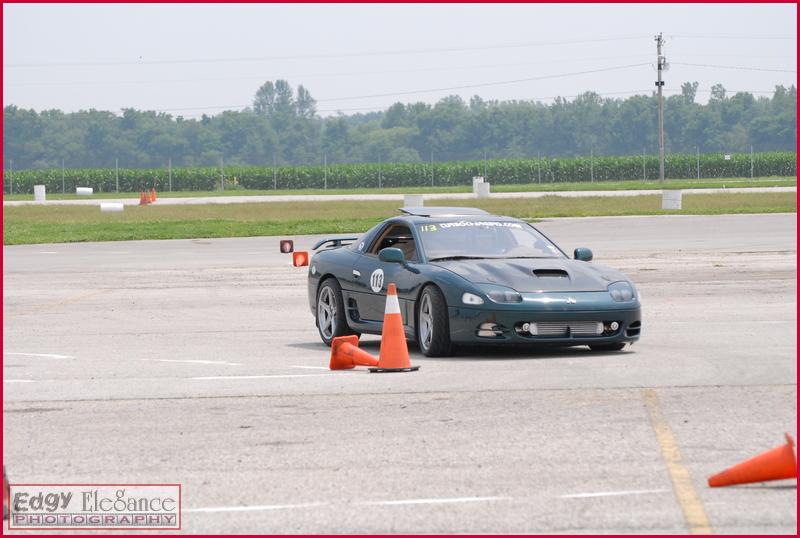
xmin=447 ymin=304 xmax=641 ymax=346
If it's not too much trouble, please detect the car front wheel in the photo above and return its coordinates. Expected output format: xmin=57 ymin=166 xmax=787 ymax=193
xmin=316 ymin=278 xmax=358 ymax=346
xmin=416 ymin=285 xmax=452 ymax=357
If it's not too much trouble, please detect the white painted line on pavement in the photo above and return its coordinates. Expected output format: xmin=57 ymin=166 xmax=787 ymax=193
xmin=356 ymin=496 xmax=511 ymax=506
xmin=142 ymin=359 xmax=242 ymax=366
xmin=186 ymin=502 xmax=326 ymax=513
xmin=191 ymin=374 xmax=339 ymax=380
xmin=559 ymin=488 xmax=669 ymax=499
xmin=4 ymin=352 xmax=74 ymax=359
xmin=3 ymin=380 xmax=35 ymax=383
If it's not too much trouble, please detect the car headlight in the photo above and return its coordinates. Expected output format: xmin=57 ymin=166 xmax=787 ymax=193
xmin=608 ymin=281 xmax=636 ymax=302
xmin=462 ymin=292 xmax=484 ymax=305
xmin=476 ymin=284 xmax=523 ymax=304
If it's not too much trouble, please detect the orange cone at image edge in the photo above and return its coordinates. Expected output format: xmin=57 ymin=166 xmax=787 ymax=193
xmin=708 ymin=433 xmax=797 ymax=487
xmin=329 ymin=335 xmax=379 ymax=370
xmin=151 ymin=187 xmax=157 ymax=202
xmin=369 ymin=283 xmax=420 ymax=373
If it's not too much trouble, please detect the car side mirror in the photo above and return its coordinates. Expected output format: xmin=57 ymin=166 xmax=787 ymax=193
xmin=378 ymin=247 xmax=405 ymax=264
xmin=574 ymin=247 xmax=593 ymax=262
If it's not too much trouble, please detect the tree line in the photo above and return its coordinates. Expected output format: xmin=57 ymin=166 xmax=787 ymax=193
xmin=3 ymin=80 xmax=796 ymax=171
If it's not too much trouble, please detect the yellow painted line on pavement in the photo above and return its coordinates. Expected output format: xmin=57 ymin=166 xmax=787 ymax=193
xmin=643 ymin=388 xmax=713 ymax=535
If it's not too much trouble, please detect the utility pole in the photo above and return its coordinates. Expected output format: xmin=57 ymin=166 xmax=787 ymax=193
xmin=655 ymin=32 xmax=666 ymax=183
xmin=537 ymin=150 xmax=541 ymax=183
xmin=696 ymin=146 xmax=700 ymax=179
xmin=642 ymin=147 xmax=646 ymax=180
xmin=430 ymin=151 xmax=434 ymax=187
xmin=220 ymin=156 xmax=225 ymax=191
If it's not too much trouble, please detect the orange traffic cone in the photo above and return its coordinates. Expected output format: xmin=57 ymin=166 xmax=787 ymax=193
xmin=293 ymin=251 xmax=309 ymax=267
xmin=708 ymin=433 xmax=797 ymax=487
xmin=139 ymin=191 xmax=147 ymax=205
xmin=370 ymin=283 xmax=420 ymax=373
xmin=329 ymin=335 xmax=379 ymax=370
xmin=151 ymin=188 xmax=157 ymax=202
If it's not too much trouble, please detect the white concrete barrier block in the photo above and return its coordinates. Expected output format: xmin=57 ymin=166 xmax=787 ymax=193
xmin=472 ymin=176 xmax=485 ymax=194
xmin=76 ymin=187 xmax=94 ymax=196
xmin=100 ymin=202 xmax=124 ymax=213
xmin=476 ymin=182 xmax=491 ymax=198
xmin=661 ymin=190 xmax=682 ymax=210
xmin=34 ymin=185 xmax=46 ymax=202
xmin=404 ymin=194 xmax=424 ymax=207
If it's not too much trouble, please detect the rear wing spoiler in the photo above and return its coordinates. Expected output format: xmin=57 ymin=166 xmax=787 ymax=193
xmin=311 ymin=237 xmax=359 ymax=251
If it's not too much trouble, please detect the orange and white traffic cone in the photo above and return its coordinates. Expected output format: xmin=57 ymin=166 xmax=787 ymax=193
xmin=151 ymin=187 xmax=157 ymax=202
xmin=139 ymin=191 xmax=147 ymax=206
xmin=708 ymin=433 xmax=797 ymax=487
xmin=293 ymin=251 xmax=309 ymax=267
xmin=329 ymin=335 xmax=379 ymax=370
xmin=370 ymin=283 xmax=420 ymax=373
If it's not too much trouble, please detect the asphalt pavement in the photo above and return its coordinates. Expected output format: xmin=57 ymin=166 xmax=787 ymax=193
xmin=3 ymin=213 xmax=796 ymax=533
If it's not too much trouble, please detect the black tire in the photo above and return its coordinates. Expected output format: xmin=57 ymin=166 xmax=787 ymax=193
xmin=316 ymin=278 xmax=358 ymax=346
xmin=416 ymin=285 xmax=453 ymax=357
xmin=589 ymin=343 xmax=626 ymax=352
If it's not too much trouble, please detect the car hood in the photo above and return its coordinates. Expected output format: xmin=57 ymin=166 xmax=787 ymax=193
xmin=431 ymin=258 xmax=627 ymax=292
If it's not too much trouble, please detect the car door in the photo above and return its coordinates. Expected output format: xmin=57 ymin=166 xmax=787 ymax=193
xmin=350 ymin=222 xmax=420 ymax=326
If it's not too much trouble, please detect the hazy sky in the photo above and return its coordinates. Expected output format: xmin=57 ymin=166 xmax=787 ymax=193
xmin=4 ymin=3 xmax=796 ymax=118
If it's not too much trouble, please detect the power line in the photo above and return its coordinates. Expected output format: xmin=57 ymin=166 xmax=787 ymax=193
xmin=670 ymin=61 xmax=797 ymax=74
xmin=6 ymin=35 xmax=651 ymax=68
xmin=668 ymin=34 xmax=796 ymax=40
xmin=149 ymin=63 xmax=650 ymax=113
xmin=5 ymin=54 xmax=655 ymax=88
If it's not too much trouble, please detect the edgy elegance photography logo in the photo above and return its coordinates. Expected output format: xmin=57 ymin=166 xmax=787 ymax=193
xmin=8 ymin=484 xmax=181 ymax=530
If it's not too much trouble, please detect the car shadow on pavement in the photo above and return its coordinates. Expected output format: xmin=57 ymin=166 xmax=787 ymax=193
xmin=286 ymin=340 xmax=634 ymax=362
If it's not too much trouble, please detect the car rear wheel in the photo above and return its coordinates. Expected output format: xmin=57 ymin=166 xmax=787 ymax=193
xmin=589 ymin=343 xmax=626 ymax=351
xmin=316 ymin=278 xmax=358 ymax=346
xmin=416 ymin=285 xmax=452 ymax=357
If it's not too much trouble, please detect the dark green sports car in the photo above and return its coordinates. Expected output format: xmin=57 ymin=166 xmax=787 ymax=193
xmin=307 ymin=207 xmax=641 ymax=357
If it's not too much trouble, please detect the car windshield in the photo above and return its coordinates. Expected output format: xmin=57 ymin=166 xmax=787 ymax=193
xmin=417 ymin=220 xmax=565 ymax=261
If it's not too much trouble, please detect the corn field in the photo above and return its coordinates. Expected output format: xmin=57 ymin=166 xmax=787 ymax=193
xmin=4 ymin=151 xmax=796 ymax=194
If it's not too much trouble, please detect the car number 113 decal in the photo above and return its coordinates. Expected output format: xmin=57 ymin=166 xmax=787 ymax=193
xmin=370 ymin=269 xmax=384 ymax=293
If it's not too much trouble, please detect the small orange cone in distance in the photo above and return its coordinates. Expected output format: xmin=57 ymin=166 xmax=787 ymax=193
xmin=708 ymin=433 xmax=797 ymax=487
xmin=370 ymin=283 xmax=419 ymax=373
xmin=329 ymin=335 xmax=379 ymax=370
xmin=280 ymin=239 xmax=294 ymax=253
xmin=293 ymin=251 xmax=309 ymax=267
xmin=139 ymin=191 xmax=147 ymax=205
xmin=151 ymin=188 xmax=157 ymax=202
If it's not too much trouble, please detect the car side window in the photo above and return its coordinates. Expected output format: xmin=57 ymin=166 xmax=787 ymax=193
xmin=367 ymin=224 xmax=418 ymax=262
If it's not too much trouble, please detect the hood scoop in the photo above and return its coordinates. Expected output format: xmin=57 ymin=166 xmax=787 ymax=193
xmin=533 ymin=269 xmax=570 ymax=278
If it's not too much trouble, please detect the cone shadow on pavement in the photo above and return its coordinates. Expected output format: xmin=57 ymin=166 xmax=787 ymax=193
xmin=369 ymin=283 xmax=420 ymax=373
xmin=708 ymin=433 xmax=797 ymax=487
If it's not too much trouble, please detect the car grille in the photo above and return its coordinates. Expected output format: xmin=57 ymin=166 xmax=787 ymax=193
xmin=515 ymin=321 xmax=604 ymax=337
